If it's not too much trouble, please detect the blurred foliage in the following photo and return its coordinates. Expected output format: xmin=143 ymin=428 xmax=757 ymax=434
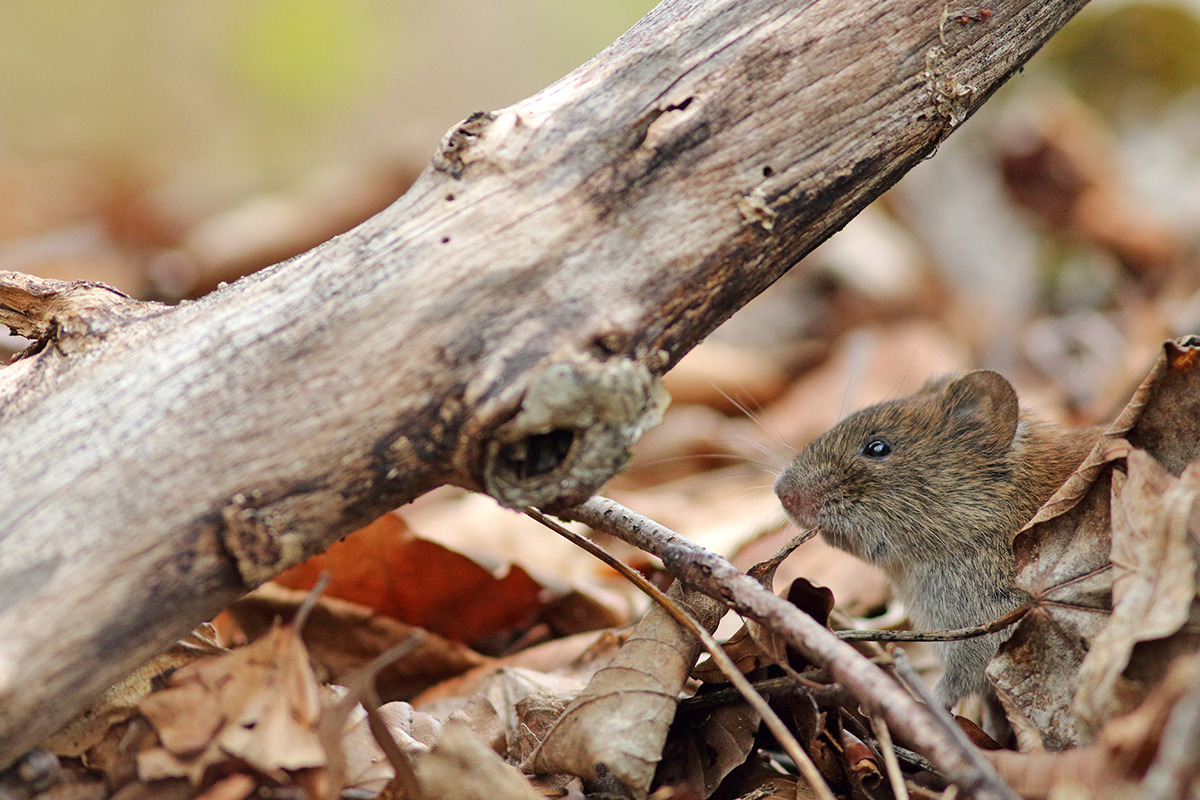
xmin=0 ymin=0 xmax=655 ymax=200
xmin=1042 ymin=1 xmax=1200 ymax=118
xmin=226 ymin=0 xmax=395 ymax=110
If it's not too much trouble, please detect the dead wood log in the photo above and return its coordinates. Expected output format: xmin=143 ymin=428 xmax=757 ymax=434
xmin=0 ymin=0 xmax=1088 ymax=766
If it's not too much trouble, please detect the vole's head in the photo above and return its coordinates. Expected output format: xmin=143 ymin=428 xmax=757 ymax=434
xmin=773 ymin=370 xmax=1021 ymax=570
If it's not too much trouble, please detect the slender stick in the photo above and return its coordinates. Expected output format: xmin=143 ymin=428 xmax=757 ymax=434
xmin=836 ymin=606 xmax=1030 ymax=642
xmin=871 ymin=715 xmax=909 ymax=800
xmin=318 ymin=634 xmax=427 ymax=800
xmin=890 ymin=649 xmax=1017 ymax=800
xmin=526 ymin=509 xmax=838 ymax=800
xmin=562 ymin=496 xmax=1019 ymax=800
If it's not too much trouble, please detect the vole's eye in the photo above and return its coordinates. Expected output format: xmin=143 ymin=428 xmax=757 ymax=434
xmin=861 ymin=437 xmax=892 ymax=459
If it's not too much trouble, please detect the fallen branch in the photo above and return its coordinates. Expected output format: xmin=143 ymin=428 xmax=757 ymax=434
xmin=0 ymin=0 xmax=1088 ymax=765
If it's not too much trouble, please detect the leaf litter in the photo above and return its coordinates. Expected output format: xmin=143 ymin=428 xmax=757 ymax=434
xmin=8 ymin=6 xmax=1200 ymax=797
xmin=991 ymin=337 xmax=1200 ymax=753
xmin=24 ymin=328 xmax=1200 ymax=800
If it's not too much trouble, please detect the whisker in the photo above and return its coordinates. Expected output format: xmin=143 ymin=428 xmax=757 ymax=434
xmin=891 ymin=327 xmax=934 ymax=401
xmin=730 ymin=483 xmax=779 ymax=500
xmin=635 ymin=452 xmax=777 ymax=471
xmin=710 ymin=381 xmax=795 ymax=452
xmin=686 ymin=469 xmax=776 ymax=495
xmin=839 ymin=330 xmax=873 ymax=421
xmin=723 ymin=435 xmax=793 ymax=465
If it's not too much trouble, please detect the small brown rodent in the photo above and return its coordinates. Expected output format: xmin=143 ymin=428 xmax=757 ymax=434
xmin=774 ymin=370 xmax=1101 ymax=706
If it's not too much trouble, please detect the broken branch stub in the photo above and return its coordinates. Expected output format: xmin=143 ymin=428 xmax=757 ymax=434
xmin=0 ymin=0 xmax=1090 ymax=767
xmin=0 ymin=272 xmax=164 ymax=356
xmin=482 ymin=355 xmax=669 ymax=509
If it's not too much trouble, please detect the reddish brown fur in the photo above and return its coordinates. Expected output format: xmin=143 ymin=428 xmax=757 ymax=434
xmin=775 ymin=371 xmax=1101 ymax=705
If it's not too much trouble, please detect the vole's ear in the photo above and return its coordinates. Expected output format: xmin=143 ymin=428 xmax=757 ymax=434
xmin=942 ymin=370 xmax=1019 ymax=448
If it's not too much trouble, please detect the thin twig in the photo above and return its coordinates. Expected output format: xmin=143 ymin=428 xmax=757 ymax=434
xmin=747 ymin=527 xmax=817 ymax=584
xmin=294 ymin=571 xmax=332 ymax=633
xmin=837 ymin=606 xmax=1030 ymax=642
xmin=893 ymin=744 xmax=938 ymax=774
xmin=526 ymin=508 xmax=838 ymax=800
xmin=891 ymin=648 xmax=1014 ymax=800
xmin=872 ymin=715 xmax=909 ymax=800
xmin=677 ymin=675 xmax=848 ymax=713
xmin=562 ymin=495 xmax=1019 ymax=800
xmin=319 ymin=634 xmax=428 ymax=800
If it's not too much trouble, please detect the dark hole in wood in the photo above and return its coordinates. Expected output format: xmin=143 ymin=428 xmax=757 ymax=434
xmin=499 ymin=428 xmax=575 ymax=480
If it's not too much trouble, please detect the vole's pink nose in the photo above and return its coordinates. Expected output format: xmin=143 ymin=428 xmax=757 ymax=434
xmin=774 ymin=474 xmax=822 ymax=528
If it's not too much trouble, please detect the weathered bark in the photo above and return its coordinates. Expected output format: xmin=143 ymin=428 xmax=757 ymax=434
xmin=0 ymin=0 xmax=1087 ymax=766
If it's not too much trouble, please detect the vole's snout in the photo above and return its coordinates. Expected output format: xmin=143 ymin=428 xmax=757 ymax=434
xmin=773 ymin=468 xmax=827 ymax=529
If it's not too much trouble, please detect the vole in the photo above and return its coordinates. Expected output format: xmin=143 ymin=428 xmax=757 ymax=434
xmin=773 ymin=370 xmax=1101 ymax=706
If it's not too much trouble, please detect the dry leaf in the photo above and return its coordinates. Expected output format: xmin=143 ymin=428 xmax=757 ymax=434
xmin=525 ymin=584 xmax=725 ymax=795
xmin=655 ymin=699 xmax=761 ymax=798
xmin=399 ymin=488 xmax=634 ymax=606
xmin=80 ymin=718 xmax=159 ymax=793
xmin=992 ymin=336 xmax=1200 ymax=749
xmin=980 ymin=745 xmax=1120 ymax=800
xmin=513 ymin=686 xmax=576 ymax=765
xmin=691 ymin=623 xmax=774 ymax=684
xmin=412 ymin=719 xmax=542 ymax=800
xmin=1098 ymin=652 xmax=1200 ymax=782
xmin=41 ymin=625 xmax=225 ymax=758
xmin=229 ymin=583 xmax=488 ymax=701
xmin=274 ymin=512 xmax=547 ymax=647
xmin=840 ymin=729 xmax=885 ymax=799
xmin=412 ymin=628 xmax=621 ymax=708
xmin=333 ymin=701 xmax=445 ymax=795
xmin=326 ymin=707 xmax=395 ymax=795
xmin=989 ymin=445 xmax=1117 ymax=750
xmin=459 ymin=668 xmax=587 ymax=759
xmin=705 ymin=757 xmax=814 ymax=800
xmin=138 ymin=621 xmax=324 ymax=784
xmin=1074 ymin=451 xmax=1199 ymax=729
xmin=981 ymin=652 xmax=1200 ymax=799
xmin=1124 ymin=339 xmax=1200 ymax=476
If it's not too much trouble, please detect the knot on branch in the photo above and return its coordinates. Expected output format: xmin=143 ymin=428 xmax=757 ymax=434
xmin=220 ymin=495 xmax=304 ymax=588
xmin=923 ymin=45 xmax=977 ymax=134
xmin=432 ymin=111 xmax=497 ymax=179
xmin=0 ymin=270 xmax=163 ymax=358
xmin=482 ymin=354 xmax=669 ymax=509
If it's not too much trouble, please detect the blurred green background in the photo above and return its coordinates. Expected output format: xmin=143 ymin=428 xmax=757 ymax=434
xmin=0 ymin=0 xmax=654 ymax=206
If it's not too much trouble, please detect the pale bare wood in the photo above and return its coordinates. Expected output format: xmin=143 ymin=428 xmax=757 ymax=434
xmin=0 ymin=0 xmax=1088 ymax=766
